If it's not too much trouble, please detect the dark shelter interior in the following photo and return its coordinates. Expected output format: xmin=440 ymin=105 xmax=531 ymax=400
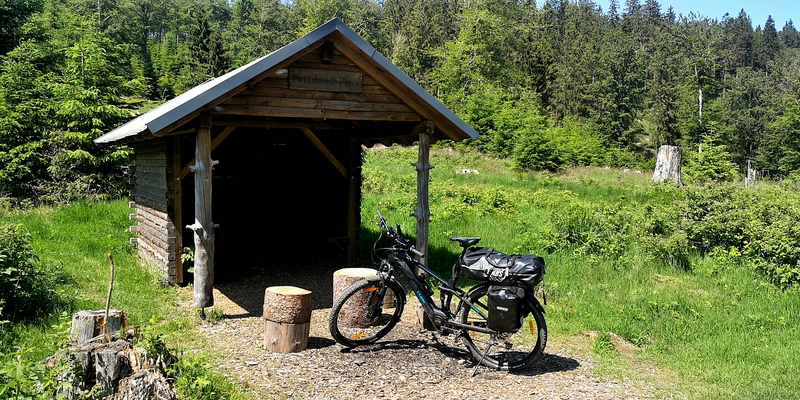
xmin=178 ymin=127 xmax=352 ymax=281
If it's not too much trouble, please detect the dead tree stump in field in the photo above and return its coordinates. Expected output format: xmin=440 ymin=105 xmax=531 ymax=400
xmin=263 ymin=286 xmax=312 ymax=353
xmin=652 ymin=145 xmax=683 ymax=186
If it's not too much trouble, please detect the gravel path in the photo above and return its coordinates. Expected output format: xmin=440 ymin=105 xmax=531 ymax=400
xmin=180 ymin=261 xmax=682 ymax=399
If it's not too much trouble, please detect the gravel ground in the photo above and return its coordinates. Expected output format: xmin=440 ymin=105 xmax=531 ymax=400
xmin=180 ymin=260 xmax=683 ymax=400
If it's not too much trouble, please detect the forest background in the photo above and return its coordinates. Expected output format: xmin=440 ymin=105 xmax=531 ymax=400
xmin=2 ymin=0 xmax=800 ymax=203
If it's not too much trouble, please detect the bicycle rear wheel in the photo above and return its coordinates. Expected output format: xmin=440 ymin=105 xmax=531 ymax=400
xmin=328 ymin=278 xmax=406 ymax=347
xmin=458 ymin=284 xmax=547 ymax=370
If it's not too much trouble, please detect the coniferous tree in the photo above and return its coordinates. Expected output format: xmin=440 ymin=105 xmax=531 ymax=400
xmin=755 ymin=16 xmax=780 ymax=72
xmin=722 ymin=10 xmax=754 ymax=70
xmin=646 ymin=17 xmax=681 ymax=147
xmin=779 ymin=20 xmax=800 ymax=49
xmin=0 ymin=0 xmax=45 ymax=55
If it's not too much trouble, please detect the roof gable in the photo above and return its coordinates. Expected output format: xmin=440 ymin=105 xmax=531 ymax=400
xmin=95 ymin=18 xmax=478 ymax=145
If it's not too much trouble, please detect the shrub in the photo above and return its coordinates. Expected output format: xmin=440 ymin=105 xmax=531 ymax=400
xmin=683 ymin=143 xmax=739 ymax=183
xmin=679 ymin=183 xmax=800 ymax=287
xmin=0 ymin=224 xmax=67 ymax=322
xmin=541 ymin=201 xmax=632 ymax=259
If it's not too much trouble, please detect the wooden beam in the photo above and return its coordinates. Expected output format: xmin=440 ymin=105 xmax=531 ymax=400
xmin=347 ymin=137 xmax=361 ymax=265
xmin=412 ymin=122 xmax=434 ymax=265
xmin=180 ymin=126 xmax=236 ymax=179
xmin=221 ymin=96 xmax=414 ymax=113
xmin=211 ymin=117 xmax=348 ymax=131
xmin=239 ymin=85 xmax=402 ymax=104
xmin=172 ymin=136 xmax=183 ymax=284
xmin=212 ymin=105 xmax=422 ymax=122
xmin=299 ymin=128 xmax=347 ymax=178
xmin=188 ymin=112 xmax=218 ymax=309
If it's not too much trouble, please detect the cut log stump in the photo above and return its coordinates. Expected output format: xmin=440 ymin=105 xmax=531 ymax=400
xmin=333 ymin=268 xmax=378 ymax=301
xmin=263 ymin=286 xmax=312 ymax=353
xmin=70 ymin=309 xmax=127 ymax=344
xmin=333 ymin=268 xmax=384 ymax=328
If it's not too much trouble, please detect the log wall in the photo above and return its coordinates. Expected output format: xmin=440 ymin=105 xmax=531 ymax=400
xmin=129 ymin=138 xmax=179 ymax=282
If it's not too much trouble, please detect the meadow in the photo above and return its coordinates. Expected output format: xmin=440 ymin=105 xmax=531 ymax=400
xmin=1 ymin=145 xmax=799 ymax=399
xmin=362 ymin=146 xmax=800 ymax=399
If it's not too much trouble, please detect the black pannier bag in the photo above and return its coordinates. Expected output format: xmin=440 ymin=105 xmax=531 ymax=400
xmin=487 ymin=285 xmax=525 ymax=332
xmin=459 ymin=247 xmax=545 ymax=290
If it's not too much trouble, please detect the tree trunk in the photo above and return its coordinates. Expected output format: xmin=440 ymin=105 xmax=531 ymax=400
xmin=189 ymin=112 xmax=218 ymax=309
xmin=652 ymin=145 xmax=683 ymax=186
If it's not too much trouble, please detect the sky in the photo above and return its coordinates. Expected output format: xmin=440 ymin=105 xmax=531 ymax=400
xmin=594 ymin=1 xmax=799 ymax=29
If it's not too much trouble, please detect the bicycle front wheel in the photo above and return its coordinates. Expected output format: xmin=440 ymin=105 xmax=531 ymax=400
xmin=328 ymin=278 xmax=406 ymax=347
xmin=458 ymin=284 xmax=547 ymax=371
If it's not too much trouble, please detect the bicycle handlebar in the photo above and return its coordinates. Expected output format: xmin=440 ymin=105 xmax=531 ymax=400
xmin=375 ymin=210 xmax=424 ymax=258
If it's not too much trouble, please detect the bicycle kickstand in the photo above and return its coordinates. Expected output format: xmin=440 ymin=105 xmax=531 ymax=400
xmin=471 ymin=340 xmax=495 ymax=377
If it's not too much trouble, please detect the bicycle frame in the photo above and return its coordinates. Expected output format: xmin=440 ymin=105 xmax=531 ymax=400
xmin=379 ymin=247 xmax=497 ymax=335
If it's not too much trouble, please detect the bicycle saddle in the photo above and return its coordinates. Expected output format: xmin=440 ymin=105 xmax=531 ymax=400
xmin=450 ymin=236 xmax=481 ymax=248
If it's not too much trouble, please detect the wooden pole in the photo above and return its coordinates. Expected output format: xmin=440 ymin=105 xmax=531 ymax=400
xmin=412 ymin=122 xmax=434 ymax=265
xmin=188 ymin=112 xmax=218 ymax=309
xmin=104 ymin=253 xmax=115 ymax=342
xmin=172 ymin=136 xmax=184 ymax=284
xmin=347 ymin=138 xmax=361 ymax=265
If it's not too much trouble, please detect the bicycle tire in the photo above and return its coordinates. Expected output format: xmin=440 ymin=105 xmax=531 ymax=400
xmin=458 ymin=284 xmax=547 ymax=370
xmin=329 ymin=278 xmax=406 ymax=347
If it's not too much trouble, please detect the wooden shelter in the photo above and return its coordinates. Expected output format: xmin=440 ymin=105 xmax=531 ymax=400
xmin=95 ymin=18 xmax=478 ymax=308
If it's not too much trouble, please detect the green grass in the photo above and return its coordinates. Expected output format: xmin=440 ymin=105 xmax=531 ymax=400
xmin=1 ymin=201 xmax=172 ymax=353
xmin=0 ymin=200 xmax=251 ymax=399
xmin=362 ymin=145 xmax=800 ymax=399
xmin=3 ymin=146 xmax=799 ymax=399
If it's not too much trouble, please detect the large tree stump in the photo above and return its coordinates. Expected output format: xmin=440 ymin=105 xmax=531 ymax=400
xmin=45 ymin=337 xmax=175 ymax=399
xmin=652 ymin=145 xmax=683 ymax=186
xmin=333 ymin=268 xmax=382 ymax=328
xmin=70 ymin=310 xmax=127 ymax=344
xmin=263 ymin=286 xmax=312 ymax=353
xmin=113 ymin=368 xmax=175 ymax=400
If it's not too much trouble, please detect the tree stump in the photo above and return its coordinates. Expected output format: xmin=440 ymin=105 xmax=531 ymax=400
xmin=333 ymin=268 xmax=381 ymax=328
xmin=652 ymin=145 xmax=683 ymax=186
xmin=45 ymin=338 xmax=175 ymax=399
xmin=70 ymin=310 xmax=127 ymax=344
xmin=263 ymin=286 xmax=312 ymax=353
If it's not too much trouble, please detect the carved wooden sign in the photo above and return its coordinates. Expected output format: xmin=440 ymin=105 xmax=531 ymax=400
xmin=289 ymin=68 xmax=363 ymax=93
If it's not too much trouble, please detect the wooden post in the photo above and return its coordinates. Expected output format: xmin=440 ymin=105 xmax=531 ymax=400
xmin=172 ymin=136 xmax=184 ymax=284
xmin=412 ymin=122 xmax=434 ymax=264
xmin=263 ymin=286 xmax=312 ymax=353
xmin=652 ymin=145 xmax=683 ymax=187
xmin=188 ymin=112 xmax=218 ymax=309
xmin=347 ymin=138 xmax=361 ymax=266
